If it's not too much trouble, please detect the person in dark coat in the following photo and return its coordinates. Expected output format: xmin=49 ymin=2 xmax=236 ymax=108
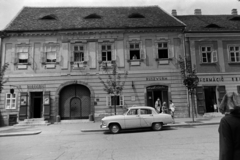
xmin=218 ymin=92 xmax=240 ymax=160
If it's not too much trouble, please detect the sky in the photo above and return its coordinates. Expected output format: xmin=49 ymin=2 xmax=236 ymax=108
xmin=0 ymin=0 xmax=240 ymax=30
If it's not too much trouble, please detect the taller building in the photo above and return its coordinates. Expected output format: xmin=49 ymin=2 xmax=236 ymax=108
xmin=176 ymin=9 xmax=240 ymax=115
xmin=0 ymin=6 xmax=187 ymax=126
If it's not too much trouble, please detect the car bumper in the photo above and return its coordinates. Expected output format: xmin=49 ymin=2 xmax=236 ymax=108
xmin=100 ymin=124 xmax=108 ymax=129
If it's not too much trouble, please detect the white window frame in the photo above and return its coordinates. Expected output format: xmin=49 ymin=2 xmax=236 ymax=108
xmin=129 ymin=42 xmax=141 ymax=60
xmin=5 ymin=93 xmax=16 ymax=109
xmin=200 ymin=46 xmax=217 ymax=63
xmin=73 ymin=45 xmax=85 ymax=62
xmin=45 ymin=44 xmax=59 ymax=63
xmin=101 ymin=43 xmax=112 ymax=62
xmin=228 ymin=45 xmax=240 ymax=63
xmin=16 ymin=45 xmax=29 ymax=64
xmin=157 ymin=42 xmax=169 ymax=59
xmin=106 ymin=94 xmax=124 ymax=107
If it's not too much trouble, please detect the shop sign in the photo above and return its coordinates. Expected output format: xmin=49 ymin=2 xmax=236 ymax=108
xmin=199 ymin=76 xmax=224 ymax=82
xmin=147 ymin=85 xmax=168 ymax=90
xmin=27 ymin=84 xmax=45 ymax=90
xmin=232 ymin=77 xmax=240 ymax=81
xmin=146 ymin=77 xmax=167 ymax=81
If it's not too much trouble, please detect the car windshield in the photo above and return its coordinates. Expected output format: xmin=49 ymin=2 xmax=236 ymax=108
xmin=123 ymin=109 xmax=130 ymax=115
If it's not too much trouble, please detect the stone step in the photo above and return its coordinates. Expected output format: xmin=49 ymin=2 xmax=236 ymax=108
xmin=203 ymin=112 xmax=224 ymax=118
xmin=59 ymin=119 xmax=90 ymax=124
xmin=23 ymin=118 xmax=44 ymax=122
xmin=14 ymin=118 xmax=50 ymax=126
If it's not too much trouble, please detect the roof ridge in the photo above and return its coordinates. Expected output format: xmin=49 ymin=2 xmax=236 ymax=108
xmin=23 ymin=5 xmax=159 ymax=9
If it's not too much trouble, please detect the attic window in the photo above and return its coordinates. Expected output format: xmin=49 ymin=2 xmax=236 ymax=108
xmin=40 ymin=15 xmax=57 ymax=20
xmin=85 ymin=13 xmax=101 ymax=19
xmin=205 ymin=24 xmax=221 ymax=28
xmin=230 ymin=17 xmax=240 ymax=21
xmin=128 ymin=13 xmax=145 ymax=18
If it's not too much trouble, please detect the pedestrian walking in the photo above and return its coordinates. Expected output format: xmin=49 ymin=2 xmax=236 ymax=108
xmin=155 ymin=98 xmax=161 ymax=113
xmin=169 ymin=100 xmax=175 ymax=118
xmin=218 ymin=92 xmax=240 ymax=160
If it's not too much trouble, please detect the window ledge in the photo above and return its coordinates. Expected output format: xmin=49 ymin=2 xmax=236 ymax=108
xmin=14 ymin=62 xmax=31 ymax=65
xmin=228 ymin=62 xmax=240 ymax=65
xmin=200 ymin=62 xmax=217 ymax=65
xmin=127 ymin=59 xmax=144 ymax=62
xmin=156 ymin=58 xmax=172 ymax=65
xmin=42 ymin=62 xmax=59 ymax=65
xmin=155 ymin=58 xmax=172 ymax=61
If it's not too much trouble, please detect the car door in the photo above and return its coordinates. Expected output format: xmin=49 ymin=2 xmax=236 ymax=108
xmin=124 ymin=109 xmax=141 ymax=129
xmin=139 ymin=109 xmax=154 ymax=127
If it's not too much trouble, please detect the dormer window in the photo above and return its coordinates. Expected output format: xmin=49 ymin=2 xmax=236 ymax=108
xmin=40 ymin=14 xmax=57 ymax=20
xmin=205 ymin=24 xmax=221 ymax=28
xmin=85 ymin=13 xmax=101 ymax=19
xmin=128 ymin=13 xmax=145 ymax=18
xmin=230 ymin=16 xmax=240 ymax=21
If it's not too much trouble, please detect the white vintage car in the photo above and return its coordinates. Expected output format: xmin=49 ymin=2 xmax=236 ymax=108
xmin=100 ymin=106 xmax=174 ymax=134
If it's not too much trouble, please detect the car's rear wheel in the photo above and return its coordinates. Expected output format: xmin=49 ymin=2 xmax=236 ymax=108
xmin=109 ymin=124 xmax=121 ymax=134
xmin=152 ymin=122 xmax=163 ymax=131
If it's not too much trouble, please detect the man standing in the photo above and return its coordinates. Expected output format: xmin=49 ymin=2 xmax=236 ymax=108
xmin=169 ymin=100 xmax=175 ymax=119
xmin=155 ymin=98 xmax=161 ymax=113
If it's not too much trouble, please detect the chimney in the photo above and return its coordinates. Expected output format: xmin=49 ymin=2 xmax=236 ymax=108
xmin=194 ymin=9 xmax=202 ymax=15
xmin=232 ymin=9 xmax=238 ymax=15
xmin=172 ymin=9 xmax=177 ymax=16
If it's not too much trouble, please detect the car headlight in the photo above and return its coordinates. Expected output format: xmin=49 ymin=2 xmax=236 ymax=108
xmin=102 ymin=121 xmax=107 ymax=126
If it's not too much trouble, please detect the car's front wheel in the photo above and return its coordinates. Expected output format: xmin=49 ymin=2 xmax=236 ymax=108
xmin=109 ymin=124 xmax=121 ymax=134
xmin=152 ymin=122 xmax=163 ymax=131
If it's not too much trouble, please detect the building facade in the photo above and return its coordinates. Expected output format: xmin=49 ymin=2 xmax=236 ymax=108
xmin=176 ymin=9 xmax=240 ymax=115
xmin=0 ymin=6 xmax=188 ymax=126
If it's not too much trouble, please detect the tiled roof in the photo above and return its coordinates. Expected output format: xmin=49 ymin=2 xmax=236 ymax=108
xmin=176 ymin=15 xmax=240 ymax=32
xmin=4 ymin=6 xmax=185 ymax=31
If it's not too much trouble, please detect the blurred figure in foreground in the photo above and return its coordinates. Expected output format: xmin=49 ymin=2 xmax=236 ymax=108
xmin=218 ymin=92 xmax=240 ymax=160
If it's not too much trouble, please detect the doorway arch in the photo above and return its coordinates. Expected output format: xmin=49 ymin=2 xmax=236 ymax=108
xmin=55 ymin=81 xmax=95 ymax=120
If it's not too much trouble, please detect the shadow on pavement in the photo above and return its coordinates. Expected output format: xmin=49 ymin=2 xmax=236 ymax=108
xmin=103 ymin=126 xmax=177 ymax=134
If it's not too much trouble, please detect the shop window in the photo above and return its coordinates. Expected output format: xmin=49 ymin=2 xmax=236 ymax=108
xmin=200 ymin=46 xmax=217 ymax=63
xmin=6 ymin=93 xmax=16 ymax=109
xmin=228 ymin=45 xmax=240 ymax=63
xmin=237 ymin=86 xmax=240 ymax=94
xmin=106 ymin=95 xmax=124 ymax=107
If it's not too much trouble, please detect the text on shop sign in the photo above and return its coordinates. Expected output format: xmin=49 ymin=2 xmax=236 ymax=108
xmin=27 ymin=84 xmax=45 ymax=89
xmin=146 ymin=77 xmax=168 ymax=81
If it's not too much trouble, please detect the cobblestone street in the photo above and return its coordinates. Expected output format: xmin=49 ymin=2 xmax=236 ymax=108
xmin=0 ymin=124 xmax=219 ymax=160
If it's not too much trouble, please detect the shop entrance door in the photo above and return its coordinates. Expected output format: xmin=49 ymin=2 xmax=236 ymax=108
xmin=30 ymin=92 xmax=43 ymax=118
xmin=146 ymin=85 xmax=169 ymax=110
xmin=204 ymin=86 xmax=217 ymax=112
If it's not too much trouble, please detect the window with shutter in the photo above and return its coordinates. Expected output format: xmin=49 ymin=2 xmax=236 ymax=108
xmin=228 ymin=45 xmax=240 ymax=63
xmin=200 ymin=46 xmax=218 ymax=63
xmin=16 ymin=45 xmax=30 ymax=64
xmin=129 ymin=42 xmax=140 ymax=60
xmin=6 ymin=93 xmax=16 ymax=109
xmin=107 ymin=95 xmax=124 ymax=107
xmin=157 ymin=42 xmax=168 ymax=59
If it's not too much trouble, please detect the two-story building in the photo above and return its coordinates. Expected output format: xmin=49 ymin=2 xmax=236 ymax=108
xmin=176 ymin=9 xmax=240 ymax=115
xmin=0 ymin=6 xmax=187 ymax=126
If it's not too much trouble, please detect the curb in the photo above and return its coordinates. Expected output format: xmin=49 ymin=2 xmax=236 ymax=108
xmin=81 ymin=122 xmax=220 ymax=132
xmin=0 ymin=130 xmax=42 ymax=137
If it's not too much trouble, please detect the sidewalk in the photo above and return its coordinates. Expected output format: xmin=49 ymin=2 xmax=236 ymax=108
xmin=0 ymin=116 xmax=223 ymax=137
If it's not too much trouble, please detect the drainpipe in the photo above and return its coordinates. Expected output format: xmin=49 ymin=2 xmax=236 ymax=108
xmin=182 ymin=33 xmax=191 ymax=118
